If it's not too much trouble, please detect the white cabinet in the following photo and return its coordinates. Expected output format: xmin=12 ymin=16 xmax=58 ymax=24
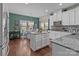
xmin=41 ymin=34 xmax=49 ymax=47
xmin=62 ymin=9 xmax=75 ymax=25
xmin=56 ymin=11 xmax=62 ymax=21
xmin=75 ymin=6 xmax=79 ymax=25
xmin=49 ymin=11 xmax=62 ymax=29
xmin=0 ymin=4 xmax=2 ymax=46
xmin=30 ymin=33 xmax=49 ymax=51
xmin=50 ymin=16 xmax=54 ymax=29
xmin=69 ymin=9 xmax=75 ymax=25
xmin=62 ymin=11 xmax=70 ymax=25
xmin=62 ymin=6 xmax=79 ymax=25
xmin=36 ymin=40 xmax=42 ymax=50
xmin=35 ymin=34 xmax=42 ymax=50
xmin=51 ymin=11 xmax=62 ymax=22
xmin=52 ymin=14 xmax=57 ymax=21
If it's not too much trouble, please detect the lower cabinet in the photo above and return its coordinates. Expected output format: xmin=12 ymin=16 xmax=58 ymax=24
xmin=0 ymin=47 xmax=1 ymax=56
xmin=42 ymin=38 xmax=49 ymax=47
xmin=2 ymin=46 xmax=8 ymax=56
xmin=2 ymin=44 xmax=9 ymax=56
xmin=36 ymin=40 xmax=42 ymax=50
xmin=52 ymin=43 xmax=79 ymax=56
xmin=0 ymin=45 xmax=9 ymax=56
xmin=30 ymin=33 xmax=49 ymax=51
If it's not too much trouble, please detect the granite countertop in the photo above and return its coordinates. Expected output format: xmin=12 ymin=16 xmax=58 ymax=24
xmin=51 ymin=34 xmax=79 ymax=52
xmin=31 ymin=31 xmax=48 ymax=35
xmin=49 ymin=30 xmax=70 ymax=33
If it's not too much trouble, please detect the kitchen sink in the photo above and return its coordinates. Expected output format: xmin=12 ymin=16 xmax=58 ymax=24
xmin=69 ymin=34 xmax=79 ymax=39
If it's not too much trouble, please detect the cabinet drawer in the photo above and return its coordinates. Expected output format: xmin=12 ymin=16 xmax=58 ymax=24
xmin=35 ymin=35 xmax=41 ymax=37
xmin=36 ymin=38 xmax=41 ymax=42
xmin=42 ymin=34 xmax=48 ymax=37
xmin=42 ymin=37 xmax=47 ymax=40
xmin=35 ymin=36 xmax=41 ymax=39
xmin=35 ymin=37 xmax=41 ymax=39
xmin=42 ymin=39 xmax=48 ymax=44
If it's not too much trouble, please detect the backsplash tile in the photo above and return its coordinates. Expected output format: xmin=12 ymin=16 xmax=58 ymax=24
xmin=63 ymin=25 xmax=79 ymax=33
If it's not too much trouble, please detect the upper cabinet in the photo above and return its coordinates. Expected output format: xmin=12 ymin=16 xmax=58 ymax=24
xmin=52 ymin=14 xmax=57 ymax=21
xmin=49 ymin=16 xmax=54 ymax=29
xmin=62 ymin=11 xmax=70 ymax=25
xmin=56 ymin=11 xmax=62 ymax=21
xmin=62 ymin=8 xmax=75 ymax=25
xmin=0 ymin=4 xmax=2 ymax=46
xmin=50 ymin=6 xmax=79 ymax=26
xmin=75 ymin=6 xmax=79 ymax=25
xmin=69 ymin=9 xmax=75 ymax=25
xmin=53 ymin=11 xmax=62 ymax=22
xmin=49 ymin=11 xmax=62 ymax=29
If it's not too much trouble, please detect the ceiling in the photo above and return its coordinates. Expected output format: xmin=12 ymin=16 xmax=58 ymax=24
xmin=6 ymin=3 xmax=77 ymax=17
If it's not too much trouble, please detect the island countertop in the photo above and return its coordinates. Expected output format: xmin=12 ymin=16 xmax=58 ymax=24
xmin=30 ymin=31 xmax=48 ymax=35
xmin=51 ymin=34 xmax=79 ymax=52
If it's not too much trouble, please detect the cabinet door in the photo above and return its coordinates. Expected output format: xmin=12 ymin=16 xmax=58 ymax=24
xmin=42 ymin=34 xmax=49 ymax=47
xmin=42 ymin=38 xmax=49 ymax=47
xmin=53 ymin=14 xmax=57 ymax=22
xmin=36 ymin=40 xmax=42 ymax=50
xmin=35 ymin=35 xmax=41 ymax=41
xmin=30 ymin=35 xmax=36 ymax=51
xmin=2 ymin=46 xmax=8 ymax=56
xmin=35 ymin=34 xmax=42 ymax=50
xmin=69 ymin=9 xmax=75 ymax=25
xmin=62 ymin=11 xmax=70 ymax=25
xmin=57 ymin=11 xmax=62 ymax=21
xmin=75 ymin=6 xmax=79 ymax=25
xmin=50 ymin=16 xmax=54 ymax=29
xmin=0 ymin=4 xmax=2 ymax=47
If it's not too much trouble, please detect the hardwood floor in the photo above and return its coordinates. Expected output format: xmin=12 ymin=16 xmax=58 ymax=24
xmin=8 ymin=38 xmax=52 ymax=56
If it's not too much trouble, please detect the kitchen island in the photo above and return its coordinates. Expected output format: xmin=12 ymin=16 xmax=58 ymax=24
xmin=30 ymin=32 xmax=49 ymax=51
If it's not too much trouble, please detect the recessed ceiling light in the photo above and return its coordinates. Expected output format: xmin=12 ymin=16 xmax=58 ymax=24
xmin=54 ymin=13 xmax=56 ymax=15
xmin=45 ymin=9 xmax=48 ymax=12
xmin=59 ymin=3 xmax=62 ymax=6
xmin=25 ymin=3 xmax=29 ymax=5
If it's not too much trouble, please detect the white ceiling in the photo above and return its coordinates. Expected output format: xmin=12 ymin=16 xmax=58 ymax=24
xmin=6 ymin=3 xmax=76 ymax=17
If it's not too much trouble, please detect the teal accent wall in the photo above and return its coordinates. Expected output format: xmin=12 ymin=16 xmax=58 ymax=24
xmin=9 ymin=13 xmax=39 ymax=31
